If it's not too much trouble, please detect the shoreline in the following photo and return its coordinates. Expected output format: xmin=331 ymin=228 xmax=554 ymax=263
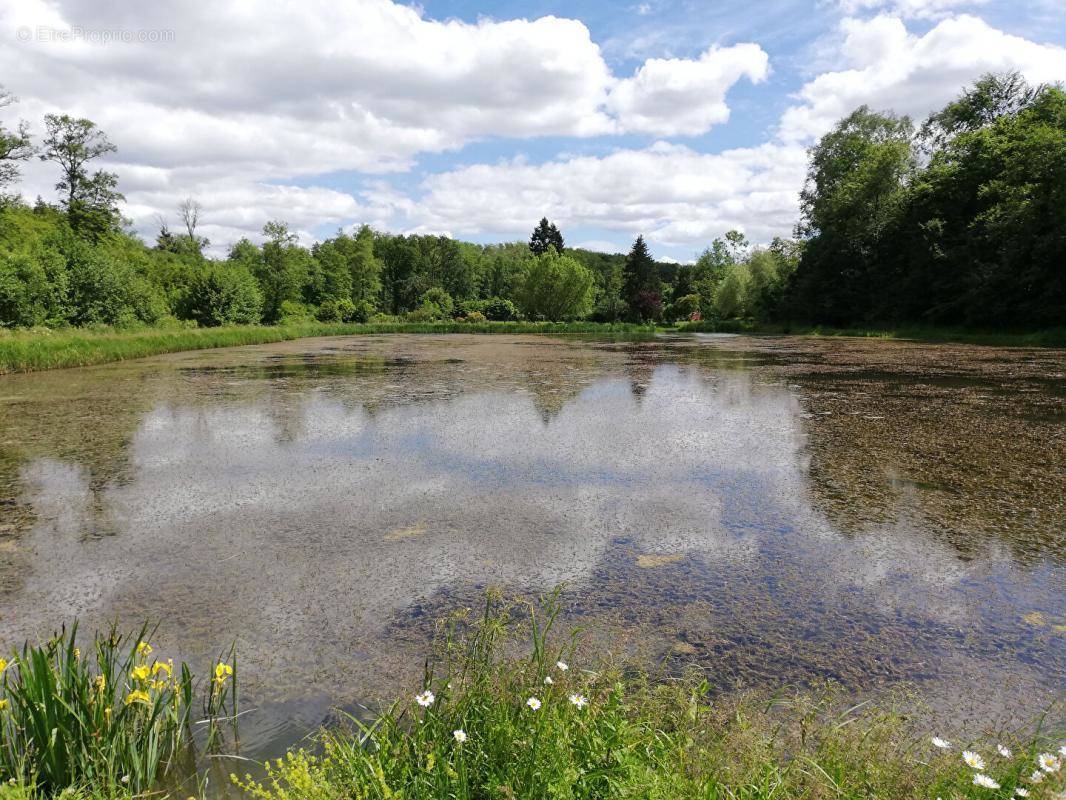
xmin=1 ymin=320 xmax=1064 ymax=375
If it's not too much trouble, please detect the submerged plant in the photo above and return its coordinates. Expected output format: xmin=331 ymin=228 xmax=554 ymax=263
xmin=0 ymin=623 xmax=237 ymax=797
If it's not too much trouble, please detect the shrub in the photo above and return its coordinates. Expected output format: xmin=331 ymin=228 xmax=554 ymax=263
xmin=315 ymin=297 xmax=356 ymax=323
xmin=482 ymin=297 xmax=518 ymax=321
xmin=420 ymin=287 xmax=454 ymax=318
xmin=180 ymin=263 xmax=263 ymax=327
xmin=463 ymin=310 xmax=487 ymax=323
xmin=672 ymin=293 xmax=701 ymax=321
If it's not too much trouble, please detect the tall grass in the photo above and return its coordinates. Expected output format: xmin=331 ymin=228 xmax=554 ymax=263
xmin=235 ymin=591 xmax=1065 ymax=800
xmin=0 ymin=322 xmax=658 ymax=374
xmin=0 ymin=624 xmax=237 ymax=797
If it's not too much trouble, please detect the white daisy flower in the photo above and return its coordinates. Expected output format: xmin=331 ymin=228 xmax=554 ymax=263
xmin=452 ymin=729 xmax=467 ymax=744
xmin=556 ymin=661 xmax=568 ymax=672
xmin=1038 ymin=753 xmax=1061 ymax=773
xmin=1059 ymin=745 xmax=1066 ymax=757
xmin=1030 ymin=771 xmax=1045 ymax=784
xmin=415 ymin=690 xmax=435 ymax=708
xmin=121 ymin=776 xmax=130 ymax=785
xmin=569 ymin=693 xmax=588 ymax=709
xmin=1015 ymin=788 xmax=1030 ymax=797
xmin=543 ymin=676 xmax=554 ymax=685
xmin=932 ymin=737 xmax=951 ymax=749
xmin=973 ymin=774 xmax=1000 ymax=790
xmin=526 ymin=696 xmax=541 ymax=711
xmin=963 ymin=751 xmax=986 ymax=770
xmin=998 ymin=745 xmax=1012 ymax=758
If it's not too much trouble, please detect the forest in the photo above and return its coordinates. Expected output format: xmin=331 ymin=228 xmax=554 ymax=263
xmin=0 ymin=72 xmax=1062 ymax=332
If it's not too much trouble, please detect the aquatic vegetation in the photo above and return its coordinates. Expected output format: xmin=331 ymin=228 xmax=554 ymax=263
xmin=233 ymin=591 xmax=1066 ymax=800
xmin=0 ymin=624 xmax=237 ymax=797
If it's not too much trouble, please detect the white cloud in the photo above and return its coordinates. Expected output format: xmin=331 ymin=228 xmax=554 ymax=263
xmin=780 ymin=14 xmax=1066 ymax=141
xmin=396 ymin=141 xmax=808 ymax=249
xmin=0 ymin=0 xmax=770 ymax=245
xmin=607 ymin=44 xmax=770 ymax=136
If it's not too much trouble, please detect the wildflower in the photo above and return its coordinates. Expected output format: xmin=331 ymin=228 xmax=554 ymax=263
xmin=932 ymin=737 xmax=951 ymax=749
xmin=1016 ymin=788 xmax=1030 ymax=797
xmin=121 ymin=776 xmax=130 ymax=785
xmin=963 ymin=751 xmax=986 ymax=770
xmin=544 ymin=676 xmax=554 ymax=685
xmin=973 ymin=774 xmax=1000 ymax=790
xmin=998 ymin=745 xmax=1012 ymax=758
xmin=131 ymin=664 xmax=151 ymax=682
xmin=0 ymin=699 xmax=8 ymax=711
xmin=415 ymin=690 xmax=435 ymax=708
xmin=452 ymin=729 xmax=467 ymax=744
xmin=1060 ymin=745 xmax=1066 ymax=757
xmin=152 ymin=660 xmax=173 ymax=678
xmin=214 ymin=662 xmax=234 ymax=687
xmin=569 ymin=694 xmax=588 ymax=709
xmin=1039 ymin=753 xmax=1061 ymax=773
xmin=93 ymin=675 xmax=107 ymax=693
xmin=124 ymin=689 xmax=151 ymax=706
xmin=1030 ymin=771 xmax=1045 ymax=784
xmin=526 ymin=697 xmax=541 ymax=711
xmin=73 ymin=647 xmax=81 ymax=660
xmin=136 ymin=642 xmax=153 ymax=658
xmin=556 ymin=661 xmax=568 ymax=672
xmin=0 ymin=659 xmax=6 ymax=674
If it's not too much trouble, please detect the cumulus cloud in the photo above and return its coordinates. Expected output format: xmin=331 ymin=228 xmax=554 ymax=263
xmin=606 ymin=44 xmax=770 ymax=135
xmin=396 ymin=141 xmax=808 ymax=248
xmin=0 ymin=0 xmax=772 ymax=245
xmin=779 ymin=14 xmax=1066 ymax=142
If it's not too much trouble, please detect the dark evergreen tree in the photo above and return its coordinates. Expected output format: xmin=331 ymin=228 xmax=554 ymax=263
xmin=529 ymin=217 xmax=564 ymax=256
xmin=622 ymin=235 xmax=661 ymax=321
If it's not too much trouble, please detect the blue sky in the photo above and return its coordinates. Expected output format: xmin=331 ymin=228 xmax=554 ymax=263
xmin=3 ymin=0 xmax=1065 ymax=260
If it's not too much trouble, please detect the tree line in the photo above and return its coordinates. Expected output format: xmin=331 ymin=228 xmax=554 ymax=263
xmin=0 ymin=71 xmax=1061 ymax=331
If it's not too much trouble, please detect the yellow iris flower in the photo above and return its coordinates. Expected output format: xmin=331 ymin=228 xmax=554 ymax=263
xmin=130 ymin=665 xmax=151 ymax=682
xmin=124 ymin=689 xmax=151 ymax=706
xmin=136 ymin=642 xmax=153 ymax=658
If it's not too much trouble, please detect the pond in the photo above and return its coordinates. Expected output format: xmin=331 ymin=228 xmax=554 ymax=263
xmin=0 ymin=333 xmax=1063 ymax=758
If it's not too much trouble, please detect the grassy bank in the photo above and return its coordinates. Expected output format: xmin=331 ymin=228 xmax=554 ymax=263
xmin=2 ymin=595 xmax=1064 ymax=800
xmin=0 ymin=321 xmax=657 ymax=374
xmin=2 ymin=319 xmax=1064 ymax=375
xmin=678 ymin=320 xmax=1066 ymax=347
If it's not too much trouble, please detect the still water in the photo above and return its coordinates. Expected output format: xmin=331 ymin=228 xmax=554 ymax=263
xmin=0 ymin=333 xmax=1063 ymax=755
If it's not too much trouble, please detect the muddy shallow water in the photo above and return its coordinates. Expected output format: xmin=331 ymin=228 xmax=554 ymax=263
xmin=0 ymin=333 xmax=1063 ymax=757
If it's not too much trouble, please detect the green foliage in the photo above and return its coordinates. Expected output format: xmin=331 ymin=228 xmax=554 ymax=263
xmin=517 ymin=249 xmax=595 ymax=321
xmin=254 ymin=223 xmax=313 ymax=323
xmin=0 ymin=625 xmax=237 ymax=797
xmin=622 ymin=235 xmax=661 ymax=321
xmin=420 ymin=286 xmax=455 ymax=318
xmin=179 ymin=263 xmax=263 ymax=327
xmin=528 ymin=217 xmax=564 ymax=256
xmin=0 ymin=88 xmax=33 ymax=203
xmin=788 ymin=72 xmax=1065 ymax=327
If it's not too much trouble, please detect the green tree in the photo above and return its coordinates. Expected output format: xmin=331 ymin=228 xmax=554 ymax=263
xmin=529 ymin=217 xmax=564 ymax=256
xmin=180 ymin=263 xmax=263 ymax=326
xmin=0 ymin=88 xmax=33 ymax=203
xmin=517 ymin=249 xmax=594 ymax=321
xmin=622 ymin=235 xmax=661 ymax=321
xmin=40 ymin=115 xmax=124 ymax=239
xmin=253 ymin=221 xmax=312 ymax=322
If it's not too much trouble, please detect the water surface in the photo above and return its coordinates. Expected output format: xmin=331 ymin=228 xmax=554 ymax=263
xmin=0 ymin=333 xmax=1063 ymax=755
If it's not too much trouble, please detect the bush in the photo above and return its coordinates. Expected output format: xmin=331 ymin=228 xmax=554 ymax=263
xmin=315 ymin=297 xmax=356 ymax=323
xmin=277 ymin=299 xmax=312 ymax=324
xmin=463 ymin=310 xmax=487 ymax=323
xmin=482 ymin=297 xmax=518 ymax=321
xmin=0 ymin=251 xmax=65 ymax=328
xmin=671 ymin=293 xmax=701 ymax=321
xmin=420 ymin=287 xmax=454 ymax=318
xmin=180 ymin=263 xmax=263 ymax=327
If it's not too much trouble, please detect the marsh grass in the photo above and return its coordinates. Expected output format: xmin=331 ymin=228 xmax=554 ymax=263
xmin=234 ymin=591 xmax=1065 ymax=800
xmin=0 ymin=322 xmax=658 ymax=374
xmin=0 ymin=624 xmax=237 ymax=798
